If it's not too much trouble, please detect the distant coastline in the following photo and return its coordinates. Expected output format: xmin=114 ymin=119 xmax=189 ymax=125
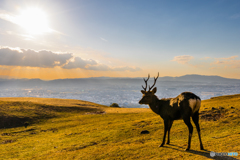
xmin=0 ymin=74 xmax=240 ymax=108
xmin=1 ymin=74 xmax=240 ymax=83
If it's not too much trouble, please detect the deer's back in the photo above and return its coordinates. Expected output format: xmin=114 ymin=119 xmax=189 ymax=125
xmin=172 ymin=92 xmax=201 ymax=114
xmin=160 ymin=92 xmax=201 ymax=119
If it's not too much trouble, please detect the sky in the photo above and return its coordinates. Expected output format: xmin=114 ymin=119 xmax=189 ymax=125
xmin=0 ymin=0 xmax=240 ymax=80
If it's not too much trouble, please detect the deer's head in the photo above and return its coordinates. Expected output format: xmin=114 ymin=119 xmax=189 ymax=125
xmin=139 ymin=73 xmax=159 ymax=105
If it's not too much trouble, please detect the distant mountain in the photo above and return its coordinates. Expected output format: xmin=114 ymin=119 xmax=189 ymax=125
xmin=0 ymin=75 xmax=240 ymax=86
xmin=158 ymin=74 xmax=240 ymax=83
xmin=85 ymin=74 xmax=240 ymax=83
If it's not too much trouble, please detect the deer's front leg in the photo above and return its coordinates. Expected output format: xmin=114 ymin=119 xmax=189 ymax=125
xmin=166 ymin=120 xmax=173 ymax=144
xmin=159 ymin=120 xmax=168 ymax=147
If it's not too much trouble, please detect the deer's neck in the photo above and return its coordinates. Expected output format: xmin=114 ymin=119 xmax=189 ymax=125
xmin=148 ymin=96 xmax=160 ymax=115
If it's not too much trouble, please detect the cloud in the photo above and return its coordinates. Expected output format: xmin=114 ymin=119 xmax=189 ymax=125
xmin=0 ymin=11 xmax=16 ymax=24
xmin=62 ymin=57 xmax=97 ymax=69
xmin=64 ymin=59 xmax=141 ymax=72
xmin=171 ymin=55 xmax=240 ymax=70
xmin=0 ymin=65 xmax=12 ymax=70
xmin=0 ymin=47 xmax=72 ymax=68
xmin=172 ymin=55 xmax=194 ymax=64
xmin=86 ymin=64 xmax=141 ymax=72
xmin=86 ymin=64 xmax=110 ymax=71
xmin=230 ymin=14 xmax=240 ymax=19
xmin=100 ymin=37 xmax=108 ymax=42
xmin=212 ymin=55 xmax=240 ymax=68
xmin=112 ymin=66 xmax=142 ymax=72
xmin=0 ymin=47 xmax=142 ymax=72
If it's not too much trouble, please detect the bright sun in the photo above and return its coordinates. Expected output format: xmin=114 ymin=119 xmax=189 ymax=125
xmin=16 ymin=8 xmax=52 ymax=35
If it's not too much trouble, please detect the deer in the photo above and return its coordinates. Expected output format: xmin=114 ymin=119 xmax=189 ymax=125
xmin=139 ymin=73 xmax=204 ymax=151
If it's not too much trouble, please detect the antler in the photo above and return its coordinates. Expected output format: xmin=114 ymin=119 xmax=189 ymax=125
xmin=142 ymin=74 xmax=150 ymax=91
xmin=148 ymin=72 xmax=159 ymax=91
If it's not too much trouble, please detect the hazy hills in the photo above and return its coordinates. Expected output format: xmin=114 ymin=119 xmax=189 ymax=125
xmin=158 ymin=74 xmax=240 ymax=83
xmin=0 ymin=74 xmax=240 ymax=84
xmin=0 ymin=74 xmax=240 ymax=87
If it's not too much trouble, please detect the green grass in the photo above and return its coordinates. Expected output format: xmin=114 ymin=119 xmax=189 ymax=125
xmin=0 ymin=95 xmax=240 ymax=160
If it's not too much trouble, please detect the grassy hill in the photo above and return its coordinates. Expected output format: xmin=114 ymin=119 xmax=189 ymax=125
xmin=0 ymin=95 xmax=240 ymax=160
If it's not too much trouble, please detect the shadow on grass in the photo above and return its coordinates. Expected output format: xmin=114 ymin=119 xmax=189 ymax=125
xmin=164 ymin=144 xmax=238 ymax=160
xmin=0 ymin=101 xmax=102 ymax=129
xmin=0 ymin=116 xmax=31 ymax=129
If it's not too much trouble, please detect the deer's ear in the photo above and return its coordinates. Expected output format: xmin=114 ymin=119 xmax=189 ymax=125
xmin=141 ymin=90 xmax=146 ymax=94
xmin=152 ymin=87 xmax=157 ymax=94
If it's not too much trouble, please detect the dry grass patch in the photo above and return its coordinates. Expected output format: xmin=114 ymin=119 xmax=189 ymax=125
xmin=0 ymin=95 xmax=240 ymax=159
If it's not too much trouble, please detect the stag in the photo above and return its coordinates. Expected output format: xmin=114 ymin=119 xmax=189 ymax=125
xmin=139 ymin=73 xmax=204 ymax=151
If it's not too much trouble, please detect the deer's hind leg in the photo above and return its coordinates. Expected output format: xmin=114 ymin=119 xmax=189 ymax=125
xmin=183 ymin=117 xmax=193 ymax=151
xmin=192 ymin=111 xmax=204 ymax=150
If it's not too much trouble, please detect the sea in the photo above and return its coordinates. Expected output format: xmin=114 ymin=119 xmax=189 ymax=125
xmin=0 ymin=78 xmax=240 ymax=108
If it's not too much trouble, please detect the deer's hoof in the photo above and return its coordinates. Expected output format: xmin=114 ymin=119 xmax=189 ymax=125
xmin=185 ymin=148 xmax=190 ymax=151
xmin=158 ymin=144 xmax=164 ymax=147
xmin=200 ymin=146 xmax=204 ymax=150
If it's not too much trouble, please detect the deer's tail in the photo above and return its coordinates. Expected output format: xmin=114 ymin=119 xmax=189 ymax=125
xmin=189 ymin=97 xmax=201 ymax=114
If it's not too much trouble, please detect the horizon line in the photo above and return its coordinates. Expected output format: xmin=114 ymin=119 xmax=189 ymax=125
xmin=1 ymin=74 xmax=240 ymax=81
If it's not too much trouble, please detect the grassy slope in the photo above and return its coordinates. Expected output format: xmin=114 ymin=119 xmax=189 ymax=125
xmin=0 ymin=96 xmax=240 ymax=160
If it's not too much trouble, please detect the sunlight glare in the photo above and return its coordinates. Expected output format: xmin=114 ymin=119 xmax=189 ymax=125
xmin=16 ymin=8 xmax=52 ymax=35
